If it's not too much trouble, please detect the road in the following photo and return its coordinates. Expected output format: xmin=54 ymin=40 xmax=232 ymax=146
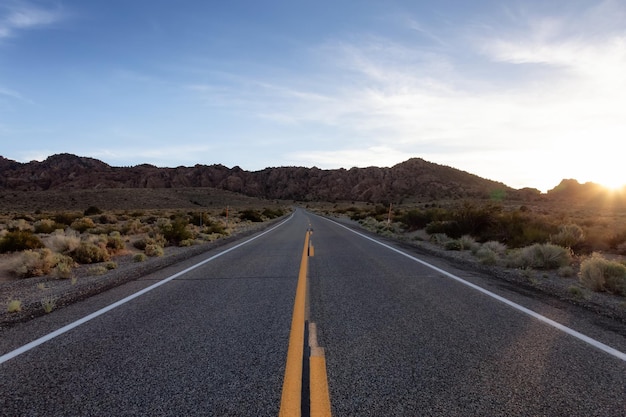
xmin=1 ymin=209 xmax=625 ymax=416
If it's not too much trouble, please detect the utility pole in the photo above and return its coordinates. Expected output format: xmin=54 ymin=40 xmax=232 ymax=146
xmin=387 ymin=202 xmax=393 ymax=228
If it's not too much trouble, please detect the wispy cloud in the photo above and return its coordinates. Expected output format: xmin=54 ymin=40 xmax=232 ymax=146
xmin=0 ymin=1 xmax=64 ymax=39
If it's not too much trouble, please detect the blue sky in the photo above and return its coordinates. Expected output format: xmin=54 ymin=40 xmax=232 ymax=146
xmin=1 ymin=0 xmax=625 ymax=192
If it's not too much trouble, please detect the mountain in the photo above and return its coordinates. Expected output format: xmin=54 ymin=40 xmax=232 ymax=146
xmin=0 ymin=153 xmax=519 ymax=202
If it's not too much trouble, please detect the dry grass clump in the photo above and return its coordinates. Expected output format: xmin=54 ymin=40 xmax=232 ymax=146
xmin=507 ymin=243 xmax=572 ymax=270
xmin=7 ymin=299 xmax=22 ymax=313
xmin=579 ymin=253 xmax=626 ymax=295
xmin=41 ymin=296 xmax=56 ymax=313
xmin=550 ymin=224 xmax=585 ymax=249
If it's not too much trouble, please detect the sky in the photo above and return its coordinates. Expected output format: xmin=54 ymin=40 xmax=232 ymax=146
xmin=1 ymin=0 xmax=625 ymax=192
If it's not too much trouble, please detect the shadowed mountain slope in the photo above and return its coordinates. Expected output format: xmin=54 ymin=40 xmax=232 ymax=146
xmin=1 ymin=153 xmax=526 ymax=202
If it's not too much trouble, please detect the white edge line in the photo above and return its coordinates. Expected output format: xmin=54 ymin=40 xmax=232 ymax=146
xmin=0 ymin=214 xmax=294 ymax=365
xmin=321 ymin=216 xmax=626 ymax=363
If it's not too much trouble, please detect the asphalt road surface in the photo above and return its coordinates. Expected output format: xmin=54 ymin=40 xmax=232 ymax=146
xmin=1 ymin=209 xmax=625 ymax=416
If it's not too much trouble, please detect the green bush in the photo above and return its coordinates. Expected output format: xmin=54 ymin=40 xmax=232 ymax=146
xmin=261 ymin=207 xmax=285 ymax=219
xmin=579 ymin=253 xmax=626 ymax=295
xmin=84 ymin=206 xmax=102 ymax=215
xmin=133 ymin=253 xmax=147 ymax=262
xmin=71 ymin=242 xmax=111 ymax=264
xmin=0 ymin=230 xmax=45 ymax=253
xmin=239 ymin=209 xmax=263 ymax=222
xmin=159 ymin=216 xmax=193 ymax=245
xmin=487 ymin=211 xmax=555 ymax=248
xmin=444 ymin=240 xmax=463 ymax=251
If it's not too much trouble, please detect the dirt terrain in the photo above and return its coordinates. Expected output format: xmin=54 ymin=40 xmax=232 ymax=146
xmin=1 ymin=188 xmax=625 ymax=329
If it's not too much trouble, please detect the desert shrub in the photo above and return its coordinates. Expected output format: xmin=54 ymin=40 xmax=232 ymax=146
xmin=104 ymin=261 xmax=117 ymax=270
xmin=608 ymin=229 xmax=626 ymax=251
xmin=398 ymin=209 xmax=432 ymax=231
xmin=262 ymin=207 xmax=284 ymax=219
xmin=11 ymin=248 xmax=73 ymax=278
xmin=133 ymin=238 xmax=148 ymax=250
xmin=452 ymin=202 xmax=501 ymax=239
xmin=122 ymin=218 xmax=145 ymax=235
xmin=53 ymin=259 xmax=74 ymax=279
xmin=145 ymin=244 xmax=164 ymax=257
xmin=203 ymin=220 xmax=227 ymax=235
xmin=133 ymin=253 xmax=147 ymax=262
xmin=444 ymin=240 xmax=463 ymax=251
xmin=88 ymin=265 xmax=108 ymax=275
xmin=459 ymin=235 xmax=480 ymax=252
xmin=488 ymin=211 xmax=555 ymax=248
xmin=0 ymin=230 xmax=45 ymax=253
xmin=579 ymin=253 xmax=626 ymax=295
xmin=508 ymin=243 xmax=572 ymax=270
xmin=70 ymin=217 xmax=96 ymax=233
xmin=98 ymin=213 xmax=118 ymax=224
xmin=189 ymin=212 xmax=209 ymax=226
xmin=426 ymin=221 xmax=457 ymax=236
xmin=475 ymin=247 xmax=499 ymax=265
xmin=84 ymin=206 xmax=102 ymax=216
xmin=481 ymin=240 xmax=508 ymax=256
xmin=53 ymin=212 xmax=82 ymax=226
xmin=179 ymin=239 xmax=196 ymax=247
xmin=135 ymin=234 xmax=166 ymax=250
xmin=550 ymin=224 xmax=585 ymax=249
xmin=239 ymin=209 xmax=263 ymax=222
xmin=159 ymin=216 xmax=193 ymax=245
xmin=558 ymin=265 xmax=576 ymax=278
xmin=33 ymin=219 xmax=64 ymax=234
xmin=429 ymin=233 xmax=450 ymax=246
xmin=7 ymin=219 xmax=34 ymax=231
xmin=71 ymin=242 xmax=111 ymax=264
xmin=48 ymin=229 xmax=81 ymax=253
xmin=106 ymin=232 xmax=125 ymax=253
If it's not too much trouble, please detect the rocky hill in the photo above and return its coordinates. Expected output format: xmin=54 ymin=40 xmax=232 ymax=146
xmin=1 ymin=153 xmax=520 ymax=203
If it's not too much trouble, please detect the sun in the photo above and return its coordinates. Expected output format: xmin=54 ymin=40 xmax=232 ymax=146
xmin=592 ymin=175 xmax=625 ymax=192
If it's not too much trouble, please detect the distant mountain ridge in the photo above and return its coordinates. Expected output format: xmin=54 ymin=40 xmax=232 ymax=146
xmin=0 ymin=154 xmax=522 ymax=202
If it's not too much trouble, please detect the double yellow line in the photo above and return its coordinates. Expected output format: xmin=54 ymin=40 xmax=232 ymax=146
xmin=279 ymin=230 xmax=331 ymax=417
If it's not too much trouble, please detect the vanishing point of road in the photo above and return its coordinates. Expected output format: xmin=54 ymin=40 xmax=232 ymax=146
xmin=1 ymin=209 xmax=625 ymax=416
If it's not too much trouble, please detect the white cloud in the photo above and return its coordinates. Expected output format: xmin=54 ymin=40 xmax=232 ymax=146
xmin=0 ymin=1 xmax=64 ymax=39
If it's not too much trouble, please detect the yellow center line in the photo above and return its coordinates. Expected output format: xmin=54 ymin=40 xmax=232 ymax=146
xmin=309 ymin=323 xmax=332 ymax=417
xmin=279 ymin=229 xmax=332 ymax=416
xmin=279 ymin=231 xmax=311 ymax=417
